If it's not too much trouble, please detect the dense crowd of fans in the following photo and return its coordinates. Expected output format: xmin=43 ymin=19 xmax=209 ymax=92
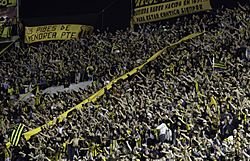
xmin=0 ymin=3 xmax=250 ymax=161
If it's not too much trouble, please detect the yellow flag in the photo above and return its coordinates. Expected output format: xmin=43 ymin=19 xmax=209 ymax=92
xmin=210 ymin=96 xmax=217 ymax=108
xmin=195 ymin=81 xmax=199 ymax=94
xmin=210 ymin=96 xmax=220 ymax=117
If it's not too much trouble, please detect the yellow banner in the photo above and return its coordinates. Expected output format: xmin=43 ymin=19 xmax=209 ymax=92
xmin=25 ymin=24 xmax=94 ymax=44
xmin=133 ymin=0 xmax=212 ymax=24
xmin=0 ymin=0 xmax=16 ymax=7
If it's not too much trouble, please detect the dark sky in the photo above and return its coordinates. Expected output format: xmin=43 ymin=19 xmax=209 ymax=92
xmin=21 ymin=0 xmax=115 ymax=17
xmin=19 ymin=0 xmax=248 ymax=30
xmin=20 ymin=0 xmax=131 ymax=30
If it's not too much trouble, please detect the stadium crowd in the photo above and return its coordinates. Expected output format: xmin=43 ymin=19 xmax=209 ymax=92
xmin=0 ymin=3 xmax=250 ymax=161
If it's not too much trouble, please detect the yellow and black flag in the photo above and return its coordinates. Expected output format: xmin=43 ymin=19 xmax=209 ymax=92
xmin=10 ymin=124 xmax=25 ymax=147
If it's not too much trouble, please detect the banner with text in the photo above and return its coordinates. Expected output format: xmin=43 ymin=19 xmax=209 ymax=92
xmin=133 ymin=0 xmax=212 ymax=24
xmin=0 ymin=0 xmax=16 ymax=8
xmin=25 ymin=24 xmax=94 ymax=44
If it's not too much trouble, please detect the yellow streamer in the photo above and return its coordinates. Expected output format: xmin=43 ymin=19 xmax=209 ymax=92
xmin=23 ymin=32 xmax=204 ymax=141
